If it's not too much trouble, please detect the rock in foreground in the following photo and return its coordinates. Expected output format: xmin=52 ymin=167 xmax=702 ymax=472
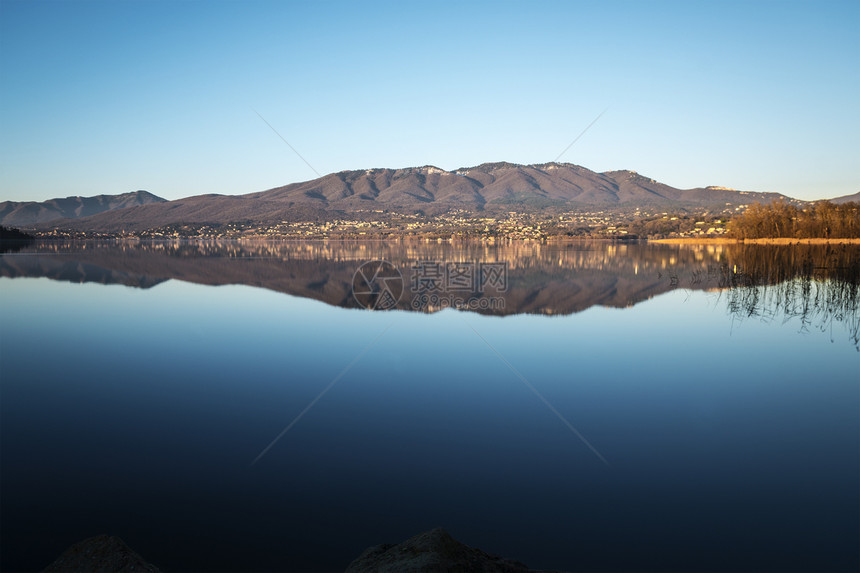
xmin=42 ymin=528 xmax=552 ymax=572
xmin=42 ymin=534 xmax=160 ymax=572
xmin=345 ymin=527 xmax=554 ymax=573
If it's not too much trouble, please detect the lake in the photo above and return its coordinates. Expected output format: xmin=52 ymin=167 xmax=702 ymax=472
xmin=1 ymin=239 xmax=857 ymax=572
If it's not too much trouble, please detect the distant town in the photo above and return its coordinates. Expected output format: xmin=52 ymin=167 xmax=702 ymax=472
xmin=33 ymin=206 xmax=740 ymax=241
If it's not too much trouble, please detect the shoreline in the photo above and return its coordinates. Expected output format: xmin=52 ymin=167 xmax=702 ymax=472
xmin=649 ymin=237 xmax=860 ymax=245
xmin=17 ymin=234 xmax=860 ymax=245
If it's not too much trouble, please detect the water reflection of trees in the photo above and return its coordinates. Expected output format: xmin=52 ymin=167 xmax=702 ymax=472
xmin=717 ymin=245 xmax=859 ymax=350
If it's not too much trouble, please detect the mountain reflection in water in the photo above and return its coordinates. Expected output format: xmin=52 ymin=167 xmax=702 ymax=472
xmin=1 ymin=239 xmax=858 ymax=573
xmin=2 ymin=240 xmax=857 ymax=338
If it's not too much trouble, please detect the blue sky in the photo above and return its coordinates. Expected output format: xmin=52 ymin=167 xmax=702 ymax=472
xmin=1 ymin=0 xmax=857 ymax=202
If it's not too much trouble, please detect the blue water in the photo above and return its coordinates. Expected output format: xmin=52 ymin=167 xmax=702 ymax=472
xmin=1 ymin=245 xmax=858 ymax=572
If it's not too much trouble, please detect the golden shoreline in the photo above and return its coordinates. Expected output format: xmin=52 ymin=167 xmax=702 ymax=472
xmin=649 ymin=237 xmax=860 ymax=245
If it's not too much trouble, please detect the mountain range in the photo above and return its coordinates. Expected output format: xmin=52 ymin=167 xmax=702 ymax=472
xmin=0 ymin=190 xmax=165 ymax=227
xmin=245 ymin=162 xmax=790 ymax=209
xmin=2 ymin=162 xmax=852 ymax=232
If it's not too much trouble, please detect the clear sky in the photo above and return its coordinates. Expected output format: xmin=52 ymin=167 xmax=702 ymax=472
xmin=1 ymin=0 xmax=857 ymax=202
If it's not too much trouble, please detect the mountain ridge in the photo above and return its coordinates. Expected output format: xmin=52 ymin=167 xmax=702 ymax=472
xmin=244 ymin=161 xmax=806 ymax=211
xmin=831 ymin=191 xmax=860 ymax=204
xmin=7 ymin=162 xmax=848 ymax=233
xmin=0 ymin=190 xmax=165 ymax=227
xmin=243 ymin=162 xmax=784 ymax=210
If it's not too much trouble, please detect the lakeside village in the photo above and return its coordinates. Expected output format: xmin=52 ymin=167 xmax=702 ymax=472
xmin=36 ymin=207 xmax=738 ymax=241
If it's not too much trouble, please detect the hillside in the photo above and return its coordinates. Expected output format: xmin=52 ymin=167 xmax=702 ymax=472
xmin=245 ymin=162 xmax=787 ymax=210
xmin=0 ymin=190 xmax=165 ymax=227
xmin=830 ymin=191 xmax=860 ymax=204
xmin=23 ymin=163 xmax=794 ymax=233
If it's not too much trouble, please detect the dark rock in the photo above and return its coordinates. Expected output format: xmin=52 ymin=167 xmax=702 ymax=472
xmin=345 ymin=527 xmax=554 ymax=573
xmin=42 ymin=534 xmax=160 ymax=572
xmin=0 ymin=225 xmax=34 ymax=240
xmin=0 ymin=224 xmax=34 ymax=253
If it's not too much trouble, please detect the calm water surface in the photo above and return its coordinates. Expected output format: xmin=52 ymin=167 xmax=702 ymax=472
xmin=1 ymin=240 xmax=857 ymax=572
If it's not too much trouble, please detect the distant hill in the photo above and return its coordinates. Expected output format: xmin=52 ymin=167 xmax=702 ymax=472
xmin=27 ymin=163 xmax=795 ymax=232
xmin=245 ymin=162 xmax=788 ymax=210
xmin=829 ymin=191 xmax=860 ymax=204
xmin=0 ymin=190 xmax=165 ymax=227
